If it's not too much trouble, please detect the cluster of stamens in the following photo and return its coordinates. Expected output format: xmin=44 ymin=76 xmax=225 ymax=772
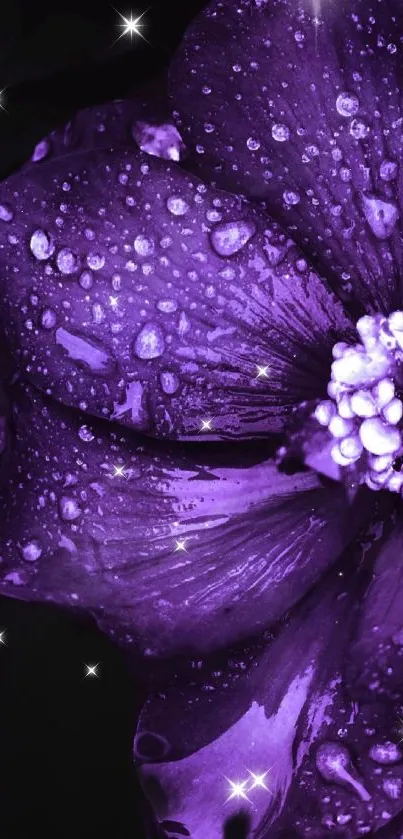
xmin=314 ymin=311 xmax=403 ymax=494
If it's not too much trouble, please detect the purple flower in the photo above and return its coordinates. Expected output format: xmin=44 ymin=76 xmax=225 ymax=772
xmin=1 ymin=0 xmax=403 ymax=836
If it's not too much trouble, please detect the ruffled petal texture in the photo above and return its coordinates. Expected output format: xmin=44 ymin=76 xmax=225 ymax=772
xmin=0 ymin=137 xmax=353 ymax=440
xmin=0 ymin=383 xmax=371 ymax=658
xmin=169 ymin=0 xmax=403 ymax=313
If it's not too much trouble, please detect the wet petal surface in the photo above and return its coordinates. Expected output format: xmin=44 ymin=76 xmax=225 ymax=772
xmin=0 ymin=383 xmax=371 ymax=658
xmin=0 ymin=142 xmax=352 ymax=439
xmin=170 ymin=0 xmax=403 ymax=313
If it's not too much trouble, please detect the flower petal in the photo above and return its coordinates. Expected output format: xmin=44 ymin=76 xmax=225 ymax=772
xmin=0 ymin=139 xmax=353 ymax=439
xmin=0 ymin=383 xmax=371 ymax=658
xmin=169 ymin=0 xmax=403 ymax=312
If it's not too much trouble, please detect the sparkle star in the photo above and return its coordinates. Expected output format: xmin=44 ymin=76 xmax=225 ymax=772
xmin=225 ymin=778 xmax=250 ymax=803
xmin=247 ymin=769 xmax=273 ymax=792
xmin=255 ymin=365 xmax=269 ymax=379
xmin=200 ymin=419 xmax=213 ymax=431
xmin=113 ymin=8 xmax=149 ymax=44
xmin=0 ymin=630 xmax=6 ymax=645
xmin=174 ymin=538 xmax=188 ymax=553
xmin=111 ymin=464 xmax=127 ymax=479
xmin=109 ymin=295 xmax=119 ymax=309
xmin=84 ymin=663 xmax=99 ymax=678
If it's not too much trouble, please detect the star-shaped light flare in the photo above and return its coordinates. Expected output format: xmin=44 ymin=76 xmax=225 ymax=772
xmin=225 ymin=778 xmax=251 ymax=803
xmin=174 ymin=538 xmax=188 ymax=553
xmin=111 ymin=464 xmax=127 ymax=479
xmin=255 ymin=365 xmax=269 ymax=379
xmin=113 ymin=8 xmax=149 ymax=45
xmin=84 ymin=663 xmax=100 ymax=678
xmin=200 ymin=418 xmax=213 ymax=431
xmin=247 ymin=769 xmax=273 ymax=794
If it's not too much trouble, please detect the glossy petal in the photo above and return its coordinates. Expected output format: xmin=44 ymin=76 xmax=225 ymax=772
xmin=0 ymin=383 xmax=371 ymax=658
xmin=0 ymin=140 xmax=353 ymax=440
xmin=170 ymin=0 xmax=403 ymax=313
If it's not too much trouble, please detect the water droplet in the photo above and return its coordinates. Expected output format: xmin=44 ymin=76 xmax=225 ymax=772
xmin=87 ymin=252 xmax=105 ymax=271
xmin=79 ymin=270 xmax=93 ymax=290
xmin=369 ymin=742 xmax=402 ymax=765
xmin=383 ymin=777 xmax=402 ymax=799
xmin=31 ymin=138 xmax=51 ymax=162
xmin=271 ymin=123 xmax=290 ymax=142
xmin=157 ymin=299 xmax=178 ymax=313
xmin=210 ymin=219 xmax=257 ymax=257
xmin=336 ymin=91 xmax=360 ymax=117
xmin=0 ymin=203 xmax=13 ymax=222
xmin=247 ymin=137 xmax=260 ymax=151
xmin=41 ymin=308 xmax=57 ymax=329
xmin=56 ymin=248 xmax=78 ymax=275
xmin=316 ymin=742 xmax=371 ymax=802
xmin=350 ymin=118 xmax=370 ymax=139
xmin=20 ymin=540 xmax=43 ymax=562
xmin=167 ymin=196 xmax=189 ymax=216
xmin=134 ymin=235 xmax=154 ymax=257
xmin=380 ymin=160 xmax=398 ymax=181
xmin=160 ymin=370 xmax=179 ymax=394
xmin=78 ymin=425 xmax=95 ymax=442
xmin=92 ymin=303 xmax=105 ymax=324
xmin=361 ymin=194 xmax=399 ymax=239
xmin=283 ymin=190 xmax=300 ymax=206
xmin=134 ymin=322 xmax=165 ymax=359
xmin=30 ymin=229 xmax=55 ymax=260
xmin=59 ymin=496 xmax=81 ymax=521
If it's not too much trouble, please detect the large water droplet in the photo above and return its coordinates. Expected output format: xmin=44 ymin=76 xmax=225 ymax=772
xmin=210 ymin=220 xmax=257 ymax=257
xmin=336 ymin=91 xmax=359 ymax=117
xmin=134 ymin=235 xmax=154 ymax=256
xmin=359 ymin=417 xmax=401 ymax=456
xmin=369 ymin=742 xmax=402 ymax=765
xmin=160 ymin=370 xmax=179 ymax=394
xmin=134 ymin=322 xmax=165 ymax=359
xmin=56 ymin=248 xmax=79 ymax=275
xmin=271 ymin=123 xmax=290 ymax=142
xmin=0 ymin=203 xmax=13 ymax=222
xmin=316 ymin=741 xmax=371 ymax=802
xmin=167 ymin=196 xmax=189 ymax=216
xmin=41 ymin=308 xmax=57 ymax=329
xmin=350 ymin=118 xmax=370 ymax=139
xmin=79 ymin=270 xmax=93 ymax=290
xmin=383 ymin=777 xmax=402 ymax=799
xmin=30 ymin=229 xmax=55 ymax=260
xmin=78 ymin=425 xmax=95 ymax=442
xmin=59 ymin=496 xmax=81 ymax=521
xmin=87 ymin=252 xmax=105 ymax=271
xmin=20 ymin=540 xmax=43 ymax=562
xmin=361 ymin=194 xmax=399 ymax=239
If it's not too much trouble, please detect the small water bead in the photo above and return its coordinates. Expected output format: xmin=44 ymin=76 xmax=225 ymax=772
xmin=0 ymin=203 xmax=13 ymax=222
xmin=31 ymin=138 xmax=51 ymax=162
xmin=294 ymin=30 xmax=305 ymax=42
xmin=350 ymin=118 xmax=370 ymax=139
xmin=134 ymin=322 xmax=165 ymax=359
xmin=167 ymin=196 xmax=189 ymax=216
xmin=87 ymin=252 xmax=105 ymax=271
xmin=271 ymin=123 xmax=290 ymax=142
xmin=78 ymin=425 xmax=95 ymax=442
xmin=30 ymin=229 xmax=55 ymax=260
xmin=380 ymin=160 xmax=398 ymax=181
xmin=361 ymin=194 xmax=399 ymax=240
xmin=134 ymin=235 xmax=154 ymax=257
xmin=92 ymin=303 xmax=105 ymax=324
xmin=157 ymin=299 xmax=178 ymax=314
xmin=41 ymin=308 xmax=57 ymax=329
xmin=283 ymin=190 xmax=300 ymax=206
xmin=79 ymin=271 xmax=93 ymax=290
xmin=160 ymin=370 xmax=180 ymax=394
xmin=336 ymin=91 xmax=360 ymax=117
xmin=247 ymin=137 xmax=261 ymax=151
xmin=59 ymin=496 xmax=81 ymax=521
xmin=210 ymin=219 xmax=256 ymax=257
xmin=56 ymin=248 xmax=78 ymax=275
xmin=383 ymin=777 xmax=402 ymax=800
xmin=369 ymin=742 xmax=402 ymax=765
xmin=20 ymin=540 xmax=43 ymax=562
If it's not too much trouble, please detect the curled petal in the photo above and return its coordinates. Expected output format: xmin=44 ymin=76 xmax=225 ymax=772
xmin=170 ymin=0 xmax=403 ymax=313
xmin=0 ymin=384 xmax=371 ymax=657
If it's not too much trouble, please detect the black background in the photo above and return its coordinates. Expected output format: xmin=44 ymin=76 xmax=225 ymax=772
xmin=0 ymin=2 xmax=210 ymax=837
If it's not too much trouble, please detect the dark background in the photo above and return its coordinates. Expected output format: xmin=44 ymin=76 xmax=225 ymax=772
xmin=0 ymin=2 xmax=207 ymax=837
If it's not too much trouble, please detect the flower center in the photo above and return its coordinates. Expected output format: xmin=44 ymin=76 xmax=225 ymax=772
xmin=314 ymin=312 xmax=403 ymax=494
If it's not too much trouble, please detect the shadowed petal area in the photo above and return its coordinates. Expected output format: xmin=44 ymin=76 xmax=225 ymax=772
xmin=169 ymin=0 xmax=403 ymax=313
xmin=136 ymin=521 xmax=403 ymax=839
xmin=0 ymin=141 xmax=353 ymax=440
xmin=0 ymin=383 xmax=371 ymax=658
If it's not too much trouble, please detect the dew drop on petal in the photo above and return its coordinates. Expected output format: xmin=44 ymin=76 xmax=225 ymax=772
xmin=271 ymin=123 xmax=290 ymax=142
xmin=86 ymin=252 xmax=105 ymax=271
xmin=134 ymin=234 xmax=154 ymax=256
xmin=20 ymin=540 xmax=43 ymax=562
xmin=157 ymin=299 xmax=178 ymax=314
xmin=59 ymin=496 xmax=81 ymax=522
xmin=78 ymin=425 xmax=94 ymax=442
xmin=361 ymin=194 xmax=399 ymax=239
xmin=369 ymin=742 xmax=403 ymax=765
xmin=30 ymin=229 xmax=55 ymax=260
xmin=134 ymin=322 xmax=165 ymax=359
xmin=31 ymin=138 xmax=51 ymax=162
xmin=167 ymin=195 xmax=189 ymax=216
xmin=336 ymin=91 xmax=360 ymax=117
xmin=56 ymin=248 xmax=78 ymax=274
xmin=350 ymin=118 xmax=370 ymax=139
xmin=209 ymin=220 xmax=257 ymax=257
xmin=380 ymin=160 xmax=398 ymax=181
xmin=283 ymin=190 xmax=301 ymax=206
xmin=247 ymin=137 xmax=261 ymax=151
xmin=41 ymin=308 xmax=57 ymax=329
xmin=383 ymin=777 xmax=402 ymax=799
xmin=79 ymin=270 xmax=93 ymax=290
xmin=0 ymin=203 xmax=13 ymax=222
xmin=160 ymin=370 xmax=180 ymax=394
xmin=359 ymin=417 xmax=401 ymax=456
